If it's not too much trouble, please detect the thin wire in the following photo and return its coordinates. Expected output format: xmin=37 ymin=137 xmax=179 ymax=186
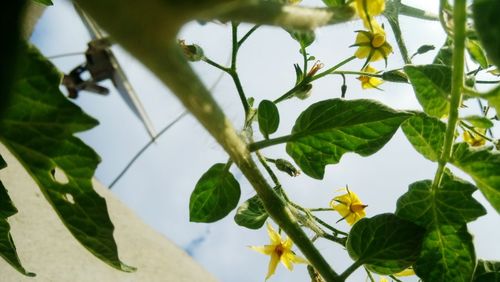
xmin=47 ymin=52 xmax=85 ymax=59
xmin=108 ymin=67 xmax=227 ymax=189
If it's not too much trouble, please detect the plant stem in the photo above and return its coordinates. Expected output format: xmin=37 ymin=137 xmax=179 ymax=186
xmin=310 ymin=208 xmax=335 ymax=212
xmin=310 ymin=56 xmax=357 ymax=82
xmin=399 ymin=3 xmax=439 ymax=21
xmin=249 ymin=134 xmax=295 ymax=152
xmin=237 ymin=24 xmax=260 ymax=48
xmin=203 ymin=57 xmax=230 ymax=72
xmin=432 ymin=0 xmax=467 ymax=190
xmin=340 ymin=260 xmax=364 ymax=280
xmin=385 ymin=0 xmax=411 ymax=65
xmin=230 ymin=22 xmax=250 ymax=119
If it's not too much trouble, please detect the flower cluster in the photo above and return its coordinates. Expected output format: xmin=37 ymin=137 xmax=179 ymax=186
xmin=463 ymin=128 xmax=487 ymax=147
xmin=350 ymin=0 xmax=392 ymax=90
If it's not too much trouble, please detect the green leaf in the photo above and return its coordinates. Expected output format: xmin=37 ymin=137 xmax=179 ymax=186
xmin=463 ymin=115 xmax=494 ymax=129
xmin=474 ymin=260 xmax=500 ymax=282
xmin=401 ymin=113 xmax=446 ymax=162
xmin=286 ymin=99 xmax=411 ymax=179
xmin=190 ymin=163 xmax=241 ymax=223
xmin=321 ymin=0 xmax=344 ymax=8
xmin=433 ymin=39 xmax=453 ymax=66
xmin=405 ymin=65 xmax=451 ymax=118
xmin=451 ymin=143 xmax=500 ymax=213
xmin=483 ymin=85 xmax=500 ymax=118
xmin=466 ymin=39 xmax=489 ymax=69
xmin=0 ymin=156 xmax=35 ymax=277
xmin=415 ymin=225 xmax=476 ymax=282
xmin=234 ymin=194 xmax=268 ymax=229
xmin=396 ymin=174 xmax=486 ymax=229
xmin=0 ymin=42 xmax=134 ymax=272
xmin=289 ymin=29 xmax=315 ymax=48
xmin=32 ymin=0 xmax=53 ymax=5
xmin=258 ymin=100 xmax=280 ymax=139
xmin=473 ymin=0 xmax=500 ymax=68
xmin=346 ymin=213 xmax=425 ymax=274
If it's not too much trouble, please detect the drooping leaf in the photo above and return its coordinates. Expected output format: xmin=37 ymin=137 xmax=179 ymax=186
xmin=0 ymin=155 xmax=35 ymax=277
xmin=0 ymin=42 xmax=133 ymax=272
xmin=401 ymin=113 xmax=446 ymax=162
xmin=433 ymin=39 xmax=453 ymax=66
xmin=415 ymin=225 xmax=476 ymax=282
xmin=258 ymin=100 xmax=280 ymax=139
xmin=286 ymin=99 xmax=411 ymax=179
xmin=234 ymin=194 xmax=268 ymax=229
xmin=412 ymin=44 xmax=436 ymax=58
xmin=463 ymin=115 xmax=494 ymax=129
xmin=405 ymin=65 xmax=451 ymax=118
xmin=396 ymin=174 xmax=486 ymax=229
xmin=346 ymin=213 xmax=425 ymax=274
xmin=190 ymin=163 xmax=241 ymax=223
xmin=474 ymin=260 xmax=500 ymax=282
xmin=451 ymin=143 xmax=500 ymax=213
xmin=473 ymin=0 xmax=500 ymax=68
xmin=32 ymin=0 xmax=53 ymax=5
xmin=483 ymin=85 xmax=500 ymax=118
xmin=466 ymin=39 xmax=489 ymax=69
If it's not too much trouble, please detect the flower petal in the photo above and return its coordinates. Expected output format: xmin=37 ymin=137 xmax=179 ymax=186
xmin=250 ymin=245 xmax=275 ymax=255
xmin=280 ymin=252 xmax=294 ymax=271
xmin=266 ymin=223 xmax=282 ymax=245
xmin=266 ymin=252 xmax=280 ymax=280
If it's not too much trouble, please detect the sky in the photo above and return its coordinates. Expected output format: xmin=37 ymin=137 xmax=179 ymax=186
xmin=30 ymin=1 xmax=499 ymax=281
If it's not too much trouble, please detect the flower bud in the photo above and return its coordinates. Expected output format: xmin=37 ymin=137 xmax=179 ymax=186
xmin=382 ymin=70 xmax=408 ymax=83
xmin=275 ymin=159 xmax=300 ymax=177
xmin=178 ymin=40 xmax=204 ymax=62
xmin=294 ymin=84 xmax=313 ymax=100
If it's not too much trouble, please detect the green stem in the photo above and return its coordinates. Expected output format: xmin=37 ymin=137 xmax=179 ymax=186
xmin=460 ymin=122 xmax=494 ymax=142
xmin=432 ymin=0 xmax=467 ymax=190
xmin=237 ymin=24 xmax=260 ymax=48
xmin=229 ymin=22 xmax=250 ymax=119
xmin=272 ymin=56 xmax=356 ymax=104
xmin=203 ymin=57 xmax=230 ymax=72
xmin=310 ymin=56 xmax=356 ymax=82
xmin=385 ymin=0 xmax=412 ymax=65
xmin=256 ymin=150 xmax=280 ymax=187
xmin=332 ymin=70 xmax=382 ymax=77
xmin=399 ymin=3 xmax=439 ymax=21
xmin=310 ymin=208 xmax=335 ymax=212
xmin=249 ymin=134 xmax=295 ymax=152
xmin=364 ymin=267 xmax=375 ymax=282
xmin=301 ymin=45 xmax=308 ymax=81
xmin=340 ymin=260 xmax=364 ymax=280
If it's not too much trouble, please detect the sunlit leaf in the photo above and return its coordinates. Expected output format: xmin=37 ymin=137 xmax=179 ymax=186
xmin=190 ymin=163 xmax=241 ymax=223
xmin=473 ymin=0 xmax=500 ymax=68
xmin=463 ymin=115 xmax=494 ymax=129
xmin=415 ymin=225 xmax=475 ymax=282
xmin=258 ymin=100 xmax=280 ymax=139
xmin=286 ymin=99 xmax=411 ymax=179
xmin=474 ymin=260 xmax=500 ymax=281
xmin=405 ymin=65 xmax=451 ymax=118
xmin=483 ymin=85 xmax=500 ymax=118
xmin=433 ymin=39 xmax=453 ymax=66
xmin=401 ymin=113 xmax=446 ymax=162
xmin=321 ymin=0 xmax=344 ymax=8
xmin=0 ymin=155 xmax=35 ymax=277
xmin=451 ymin=143 xmax=500 ymax=213
xmin=346 ymin=213 xmax=424 ymax=274
xmin=396 ymin=173 xmax=486 ymax=229
xmin=0 ymin=42 xmax=133 ymax=272
xmin=466 ymin=39 xmax=489 ymax=69
xmin=32 ymin=0 xmax=53 ymax=5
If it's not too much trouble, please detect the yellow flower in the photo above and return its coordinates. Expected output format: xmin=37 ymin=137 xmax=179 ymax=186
xmin=330 ymin=187 xmax=367 ymax=225
xmin=250 ymin=223 xmax=308 ymax=280
xmin=351 ymin=0 xmax=386 ymax=29
xmin=379 ymin=277 xmax=389 ymax=282
xmin=357 ymin=65 xmax=383 ymax=89
xmin=463 ymin=128 xmax=487 ymax=147
xmin=352 ymin=23 xmax=393 ymax=66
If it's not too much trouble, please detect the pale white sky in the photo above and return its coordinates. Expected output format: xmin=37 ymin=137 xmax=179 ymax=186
xmin=31 ymin=1 xmax=499 ymax=281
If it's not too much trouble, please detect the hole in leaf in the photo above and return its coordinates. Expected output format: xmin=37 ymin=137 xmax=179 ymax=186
xmin=63 ymin=193 xmax=75 ymax=204
xmin=51 ymin=166 xmax=69 ymax=184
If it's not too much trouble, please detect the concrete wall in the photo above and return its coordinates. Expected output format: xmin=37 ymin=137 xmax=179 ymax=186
xmin=0 ymin=144 xmax=218 ymax=282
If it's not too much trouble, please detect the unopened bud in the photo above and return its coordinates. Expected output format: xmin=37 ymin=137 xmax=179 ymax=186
xmin=178 ymin=40 xmax=204 ymax=62
xmin=275 ymin=159 xmax=300 ymax=177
